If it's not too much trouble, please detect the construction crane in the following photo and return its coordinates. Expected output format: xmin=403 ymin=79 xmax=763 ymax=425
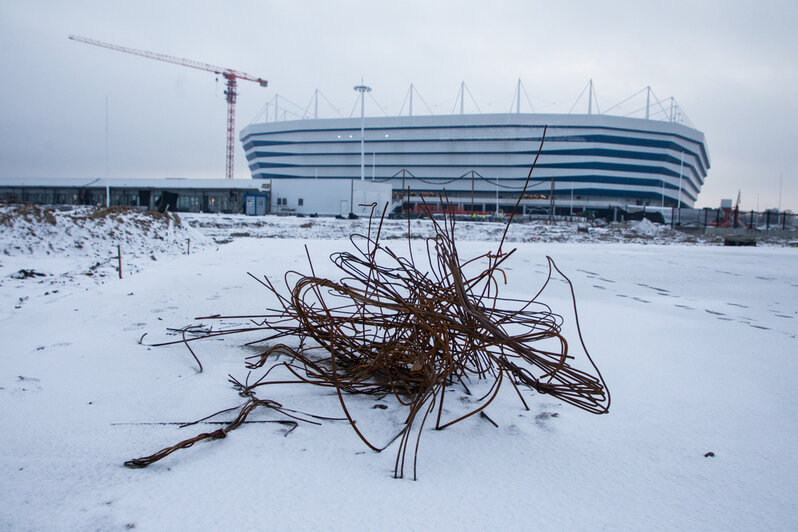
xmin=69 ymin=34 xmax=268 ymax=179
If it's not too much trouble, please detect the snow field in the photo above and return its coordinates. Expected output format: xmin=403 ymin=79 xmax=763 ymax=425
xmin=1 ymin=210 xmax=797 ymax=530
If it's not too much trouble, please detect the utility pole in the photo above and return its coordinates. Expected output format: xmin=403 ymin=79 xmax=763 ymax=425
xmin=779 ymin=170 xmax=783 ymax=212
xmin=105 ymin=97 xmax=110 ymax=207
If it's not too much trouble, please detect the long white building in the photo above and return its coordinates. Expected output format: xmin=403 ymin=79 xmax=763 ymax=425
xmin=240 ymin=112 xmax=710 ymax=215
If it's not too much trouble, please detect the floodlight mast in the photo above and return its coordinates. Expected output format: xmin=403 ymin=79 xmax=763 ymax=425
xmin=353 ymin=82 xmax=371 ymax=181
xmin=69 ymin=34 xmax=268 ymax=179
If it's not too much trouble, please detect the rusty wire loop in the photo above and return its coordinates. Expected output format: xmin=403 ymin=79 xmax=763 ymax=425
xmin=125 ymin=125 xmax=610 ymax=478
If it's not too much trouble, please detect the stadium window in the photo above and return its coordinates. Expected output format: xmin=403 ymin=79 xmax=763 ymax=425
xmin=298 ymin=198 xmax=304 ymax=206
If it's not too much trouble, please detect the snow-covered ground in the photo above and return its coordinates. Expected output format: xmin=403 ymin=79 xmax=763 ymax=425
xmin=181 ymin=211 xmax=789 ymax=246
xmin=1 ymin=207 xmax=797 ymax=530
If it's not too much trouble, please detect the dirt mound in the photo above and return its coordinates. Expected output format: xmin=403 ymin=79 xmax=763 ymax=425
xmin=0 ymin=205 xmax=209 ymax=286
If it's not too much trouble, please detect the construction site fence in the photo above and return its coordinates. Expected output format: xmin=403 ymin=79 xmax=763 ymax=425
xmin=664 ymin=208 xmax=797 ymax=232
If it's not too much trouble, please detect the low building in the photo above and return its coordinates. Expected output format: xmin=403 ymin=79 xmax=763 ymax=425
xmin=270 ymin=178 xmax=393 ymax=217
xmin=0 ymin=178 xmax=269 ymax=215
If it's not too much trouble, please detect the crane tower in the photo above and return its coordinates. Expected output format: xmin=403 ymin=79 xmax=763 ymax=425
xmin=69 ymin=34 xmax=268 ymax=179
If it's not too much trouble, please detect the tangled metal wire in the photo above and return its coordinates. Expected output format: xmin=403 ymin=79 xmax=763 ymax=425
xmin=125 ymin=126 xmax=611 ymax=478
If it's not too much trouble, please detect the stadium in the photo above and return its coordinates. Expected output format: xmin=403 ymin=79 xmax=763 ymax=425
xmin=240 ymin=102 xmax=710 ymax=218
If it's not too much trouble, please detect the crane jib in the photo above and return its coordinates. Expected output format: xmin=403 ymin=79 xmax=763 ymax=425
xmin=68 ymin=34 xmax=268 ymax=179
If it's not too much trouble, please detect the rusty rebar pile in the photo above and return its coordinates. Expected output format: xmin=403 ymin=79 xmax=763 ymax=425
xmin=126 ymin=205 xmax=610 ymax=479
xmin=125 ymin=127 xmax=610 ymax=479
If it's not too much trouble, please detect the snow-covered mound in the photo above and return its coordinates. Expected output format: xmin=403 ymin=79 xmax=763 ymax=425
xmin=0 ymin=205 xmax=210 ymax=305
xmin=1 ymin=204 xmax=208 ymax=256
xmin=629 ymin=217 xmax=662 ymax=237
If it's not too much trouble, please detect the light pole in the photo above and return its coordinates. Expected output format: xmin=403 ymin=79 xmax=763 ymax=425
xmin=570 ymin=183 xmax=574 ymax=215
xmin=677 ymin=151 xmax=684 ymax=225
xmin=495 ymin=176 xmax=499 ymax=217
xmin=354 ymin=82 xmax=371 ymax=181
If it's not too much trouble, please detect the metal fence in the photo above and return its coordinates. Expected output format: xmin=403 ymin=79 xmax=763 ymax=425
xmin=674 ymin=208 xmax=796 ymax=231
xmin=625 ymin=205 xmax=796 ymax=232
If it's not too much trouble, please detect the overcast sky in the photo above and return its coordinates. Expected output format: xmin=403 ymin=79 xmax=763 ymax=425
xmin=1 ymin=0 xmax=796 ymax=211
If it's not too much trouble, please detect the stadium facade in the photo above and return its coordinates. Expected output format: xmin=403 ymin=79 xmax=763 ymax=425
xmin=240 ymin=112 xmax=710 ymax=216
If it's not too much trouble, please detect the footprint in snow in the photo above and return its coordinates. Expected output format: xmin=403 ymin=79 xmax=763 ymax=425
xmin=11 ymin=376 xmax=42 ymax=395
xmin=534 ymin=411 xmax=560 ymax=431
xmin=505 ymin=424 xmax=521 ymax=436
